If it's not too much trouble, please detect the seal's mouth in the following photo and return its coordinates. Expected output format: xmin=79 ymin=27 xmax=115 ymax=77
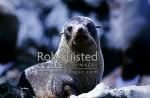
xmin=74 ymin=34 xmax=88 ymax=42
xmin=73 ymin=27 xmax=89 ymax=42
xmin=71 ymin=33 xmax=91 ymax=47
xmin=69 ymin=27 xmax=94 ymax=47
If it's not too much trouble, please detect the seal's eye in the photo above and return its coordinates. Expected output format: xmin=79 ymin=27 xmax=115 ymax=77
xmin=65 ymin=26 xmax=72 ymax=40
xmin=67 ymin=26 xmax=73 ymax=32
xmin=86 ymin=23 xmax=97 ymax=39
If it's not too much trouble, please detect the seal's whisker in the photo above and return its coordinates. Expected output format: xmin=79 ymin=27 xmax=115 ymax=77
xmin=59 ymin=32 xmax=64 ymax=36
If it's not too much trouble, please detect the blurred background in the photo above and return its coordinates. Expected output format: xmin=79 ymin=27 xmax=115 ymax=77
xmin=0 ymin=0 xmax=150 ymax=97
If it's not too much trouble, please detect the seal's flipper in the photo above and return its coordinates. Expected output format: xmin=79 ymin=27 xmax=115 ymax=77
xmin=18 ymin=72 xmax=35 ymax=97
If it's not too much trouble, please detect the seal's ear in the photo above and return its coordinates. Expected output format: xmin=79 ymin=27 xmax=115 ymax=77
xmin=96 ymin=25 xmax=102 ymax=28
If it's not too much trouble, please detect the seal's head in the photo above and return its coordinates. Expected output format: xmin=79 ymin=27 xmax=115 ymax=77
xmin=60 ymin=16 xmax=99 ymax=51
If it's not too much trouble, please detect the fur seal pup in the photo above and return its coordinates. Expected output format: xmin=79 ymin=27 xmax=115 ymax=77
xmin=18 ymin=16 xmax=104 ymax=98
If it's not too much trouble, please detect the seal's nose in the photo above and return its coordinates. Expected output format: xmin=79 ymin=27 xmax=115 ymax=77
xmin=74 ymin=27 xmax=88 ymax=41
xmin=78 ymin=27 xmax=84 ymax=33
xmin=76 ymin=27 xmax=87 ymax=36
